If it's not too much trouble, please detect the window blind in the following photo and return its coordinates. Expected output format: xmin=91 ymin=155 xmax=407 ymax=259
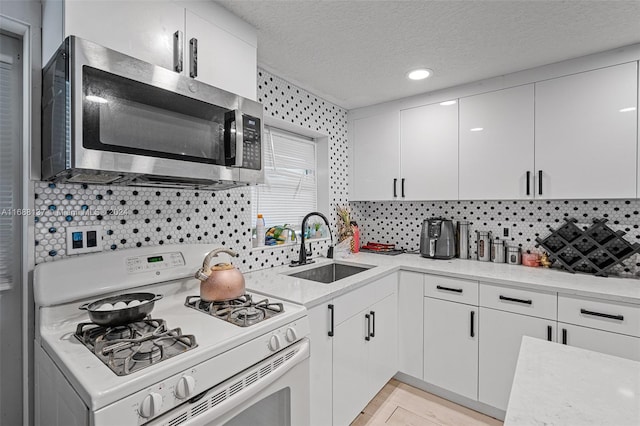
xmin=251 ymin=127 xmax=316 ymax=229
xmin=0 ymin=48 xmax=20 ymax=290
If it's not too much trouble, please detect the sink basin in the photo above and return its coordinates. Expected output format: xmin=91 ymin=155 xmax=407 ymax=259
xmin=288 ymin=263 xmax=372 ymax=284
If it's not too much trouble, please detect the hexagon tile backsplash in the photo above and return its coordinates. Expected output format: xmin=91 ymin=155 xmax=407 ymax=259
xmin=350 ymin=199 xmax=640 ymax=277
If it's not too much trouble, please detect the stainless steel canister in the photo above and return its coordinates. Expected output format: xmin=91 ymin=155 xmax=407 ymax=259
xmin=492 ymin=238 xmax=505 ymax=263
xmin=476 ymin=231 xmax=491 ymax=262
xmin=458 ymin=221 xmax=470 ymax=259
xmin=507 ymin=246 xmax=521 ymax=265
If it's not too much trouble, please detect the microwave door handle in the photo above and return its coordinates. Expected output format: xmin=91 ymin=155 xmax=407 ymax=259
xmin=232 ymin=110 xmax=244 ymax=167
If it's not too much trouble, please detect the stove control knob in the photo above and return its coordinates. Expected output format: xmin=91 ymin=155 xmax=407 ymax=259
xmin=139 ymin=392 xmax=162 ymax=418
xmin=174 ymin=375 xmax=196 ymax=399
xmin=285 ymin=327 xmax=297 ymax=343
xmin=268 ymin=334 xmax=281 ymax=351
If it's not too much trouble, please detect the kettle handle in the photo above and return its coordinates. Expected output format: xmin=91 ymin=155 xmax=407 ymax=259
xmin=202 ymin=248 xmax=238 ymax=269
xmin=195 ymin=248 xmax=238 ymax=281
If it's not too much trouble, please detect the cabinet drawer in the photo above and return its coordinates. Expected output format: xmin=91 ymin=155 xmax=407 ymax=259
xmin=424 ymin=275 xmax=478 ymax=305
xmin=480 ymin=283 xmax=557 ymax=320
xmin=333 ymin=273 xmax=397 ymax=326
xmin=558 ymin=294 xmax=640 ymax=338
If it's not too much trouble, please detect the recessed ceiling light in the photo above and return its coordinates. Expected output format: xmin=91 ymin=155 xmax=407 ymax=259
xmin=470 ymin=127 xmax=484 ymax=132
xmin=440 ymin=100 xmax=457 ymax=106
xmin=407 ymin=68 xmax=433 ymax=81
xmin=619 ymin=107 xmax=636 ymax=112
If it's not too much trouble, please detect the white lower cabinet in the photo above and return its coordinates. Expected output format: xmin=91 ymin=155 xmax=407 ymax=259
xmin=558 ymin=323 xmax=640 ymax=361
xmin=309 ymin=274 xmax=398 ymax=426
xmin=333 ymin=292 xmax=398 ymax=425
xmin=423 ymin=297 xmax=478 ymax=400
xmin=332 ymin=307 xmax=370 ymax=426
xmin=308 ymin=302 xmax=334 ymax=426
xmin=558 ymin=293 xmax=640 ymax=361
xmin=478 ymin=307 xmax=555 ymax=410
xmin=398 ymin=271 xmax=424 ymax=378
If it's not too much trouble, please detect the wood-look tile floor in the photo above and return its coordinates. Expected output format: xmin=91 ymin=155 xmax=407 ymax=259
xmin=351 ymin=379 xmax=503 ymax=426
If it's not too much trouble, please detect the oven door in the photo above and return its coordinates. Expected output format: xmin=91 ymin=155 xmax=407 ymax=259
xmin=148 ymin=338 xmax=310 ymax=426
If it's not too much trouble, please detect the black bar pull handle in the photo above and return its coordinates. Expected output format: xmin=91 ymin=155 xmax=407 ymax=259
xmin=499 ymin=295 xmax=533 ymax=305
xmin=436 ymin=285 xmax=463 ymax=294
xmin=580 ymin=309 xmax=624 ymax=321
xmin=562 ymin=328 xmax=567 ymax=345
xmin=189 ymin=38 xmax=198 ymax=78
xmin=365 ymin=314 xmax=371 ymax=341
xmin=370 ymin=311 xmax=376 ymax=338
xmin=470 ymin=310 xmax=475 ymax=338
xmin=538 ymin=170 xmax=543 ymax=195
xmin=526 ymin=171 xmax=531 ymax=196
xmin=393 ymin=178 xmax=397 ymax=197
xmin=328 ymin=304 xmax=334 ymax=337
xmin=547 ymin=325 xmax=552 ymax=341
xmin=173 ymin=30 xmax=183 ymax=72
xmin=401 ymin=178 xmax=405 ymax=198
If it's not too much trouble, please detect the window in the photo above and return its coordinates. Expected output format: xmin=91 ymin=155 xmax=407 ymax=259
xmin=251 ymin=127 xmax=316 ymax=231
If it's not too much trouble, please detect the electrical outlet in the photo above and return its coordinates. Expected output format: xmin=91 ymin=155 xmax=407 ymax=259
xmin=66 ymin=225 xmax=103 ymax=254
xmin=503 ymin=227 xmax=509 ymax=237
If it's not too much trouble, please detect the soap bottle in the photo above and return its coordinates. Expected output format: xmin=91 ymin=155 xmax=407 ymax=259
xmin=256 ymin=214 xmax=265 ymax=246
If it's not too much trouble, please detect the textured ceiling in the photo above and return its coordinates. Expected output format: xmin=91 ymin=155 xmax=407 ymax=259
xmin=215 ymin=1 xmax=640 ymax=110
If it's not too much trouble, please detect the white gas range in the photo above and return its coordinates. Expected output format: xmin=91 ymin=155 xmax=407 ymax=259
xmin=34 ymin=244 xmax=310 ymax=426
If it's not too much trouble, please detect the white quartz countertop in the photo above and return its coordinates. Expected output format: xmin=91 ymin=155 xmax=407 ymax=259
xmin=244 ymin=252 xmax=640 ymax=308
xmin=505 ymin=336 xmax=640 ymax=426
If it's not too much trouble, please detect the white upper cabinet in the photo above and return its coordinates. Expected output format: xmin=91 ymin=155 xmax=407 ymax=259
xmin=43 ymin=0 xmax=257 ymax=99
xmin=351 ymin=111 xmax=400 ymax=201
xmin=60 ymin=1 xmax=185 ymax=71
xmin=459 ymin=85 xmax=534 ymax=200
xmin=535 ymin=63 xmax=638 ymax=199
xmin=400 ymin=102 xmax=458 ymax=200
xmin=185 ymin=10 xmax=257 ymax=100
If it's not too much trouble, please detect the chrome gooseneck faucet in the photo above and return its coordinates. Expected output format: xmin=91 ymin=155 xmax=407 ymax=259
xmin=290 ymin=212 xmax=334 ymax=267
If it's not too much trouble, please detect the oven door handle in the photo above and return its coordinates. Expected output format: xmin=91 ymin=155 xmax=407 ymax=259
xmin=156 ymin=338 xmax=310 ymax=426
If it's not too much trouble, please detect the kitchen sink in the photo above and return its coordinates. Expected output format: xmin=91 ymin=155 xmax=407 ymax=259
xmin=287 ymin=263 xmax=372 ymax=284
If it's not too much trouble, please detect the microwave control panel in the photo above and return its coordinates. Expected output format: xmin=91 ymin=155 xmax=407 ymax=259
xmin=242 ymin=115 xmax=261 ymax=170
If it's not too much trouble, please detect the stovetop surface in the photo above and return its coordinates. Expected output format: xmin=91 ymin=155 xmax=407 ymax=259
xmin=37 ymin=276 xmax=307 ymax=410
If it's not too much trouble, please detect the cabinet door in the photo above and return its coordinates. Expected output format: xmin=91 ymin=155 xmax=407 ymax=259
xmin=400 ymin=102 xmax=458 ymax=200
xmin=535 ymin=63 xmax=638 ymax=199
xmin=333 ymin=311 xmax=370 ymax=426
xmin=65 ymin=1 xmax=184 ymax=72
xmin=459 ymin=85 xmax=534 ymax=200
xmin=424 ymin=298 xmax=478 ymax=400
xmin=308 ymin=303 xmax=333 ymax=426
xmin=398 ymin=272 xmax=424 ymax=378
xmin=186 ymin=10 xmax=257 ymax=100
xmin=351 ymin=112 xmax=400 ymax=201
xmin=479 ymin=308 xmax=555 ymax=411
xmin=559 ymin=323 xmax=640 ymax=361
xmin=368 ymin=292 xmax=398 ymax=401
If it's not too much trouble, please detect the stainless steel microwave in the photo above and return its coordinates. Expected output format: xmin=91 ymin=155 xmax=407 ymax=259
xmin=42 ymin=36 xmax=263 ymax=189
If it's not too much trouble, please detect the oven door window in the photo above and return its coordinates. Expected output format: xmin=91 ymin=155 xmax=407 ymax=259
xmin=222 ymin=388 xmax=291 ymax=426
xmin=82 ymin=66 xmax=236 ymax=166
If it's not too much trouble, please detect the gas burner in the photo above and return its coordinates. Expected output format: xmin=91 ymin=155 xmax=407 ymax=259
xmin=230 ymin=306 xmax=265 ymax=326
xmin=185 ymin=294 xmax=284 ymax=327
xmin=74 ymin=318 xmax=197 ymax=376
